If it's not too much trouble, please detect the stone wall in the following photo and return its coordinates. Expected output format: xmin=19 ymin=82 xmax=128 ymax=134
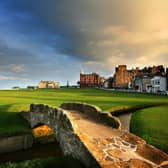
xmin=28 ymin=104 xmax=100 ymax=168
xmin=114 ymin=65 xmax=134 ymax=88
xmin=60 ymin=102 xmax=121 ymax=129
xmin=23 ymin=103 xmax=168 ymax=168
xmin=0 ymin=133 xmax=33 ymax=154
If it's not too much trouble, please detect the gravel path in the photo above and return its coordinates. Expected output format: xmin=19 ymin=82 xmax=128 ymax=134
xmin=67 ymin=110 xmax=161 ymax=168
xmin=68 ymin=111 xmax=121 ymax=138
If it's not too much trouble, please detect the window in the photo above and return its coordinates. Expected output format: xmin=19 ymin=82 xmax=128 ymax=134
xmin=155 ymin=80 xmax=160 ymax=85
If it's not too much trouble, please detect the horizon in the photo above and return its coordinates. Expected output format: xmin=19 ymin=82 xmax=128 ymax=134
xmin=0 ymin=64 xmax=167 ymax=89
xmin=0 ymin=1 xmax=168 ymax=88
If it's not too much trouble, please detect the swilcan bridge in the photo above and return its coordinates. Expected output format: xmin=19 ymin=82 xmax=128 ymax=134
xmin=22 ymin=103 xmax=168 ymax=168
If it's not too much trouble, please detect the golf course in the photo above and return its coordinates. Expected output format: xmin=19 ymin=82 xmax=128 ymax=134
xmin=0 ymin=88 xmax=167 ymax=167
xmin=0 ymin=88 xmax=168 ymax=152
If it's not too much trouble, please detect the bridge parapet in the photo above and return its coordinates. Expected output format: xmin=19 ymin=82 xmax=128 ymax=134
xmin=60 ymin=102 xmax=121 ymax=129
xmin=22 ymin=103 xmax=168 ymax=168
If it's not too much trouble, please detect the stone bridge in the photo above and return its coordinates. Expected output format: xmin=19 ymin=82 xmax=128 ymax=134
xmin=22 ymin=103 xmax=168 ymax=168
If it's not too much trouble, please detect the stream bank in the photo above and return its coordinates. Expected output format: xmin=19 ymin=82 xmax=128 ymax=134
xmin=117 ymin=113 xmax=132 ymax=132
xmin=0 ymin=142 xmax=62 ymax=162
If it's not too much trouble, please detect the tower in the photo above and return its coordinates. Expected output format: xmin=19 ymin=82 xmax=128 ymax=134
xmin=67 ymin=80 xmax=69 ymax=88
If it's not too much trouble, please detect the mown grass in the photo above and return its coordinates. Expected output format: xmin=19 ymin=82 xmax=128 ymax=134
xmin=0 ymin=88 xmax=167 ymax=135
xmin=0 ymin=88 xmax=168 ymax=166
xmin=130 ymin=105 xmax=168 ymax=153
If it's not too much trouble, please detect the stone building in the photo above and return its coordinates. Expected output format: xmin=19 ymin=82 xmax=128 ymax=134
xmin=80 ymin=72 xmax=105 ymax=88
xmin=114 ymin=65 xmax=136 ymax=88
xmin=103 ymin=77 xmax=114 ymax=89
xmin=114 ymin=65 xmax=166 ymax=89
xmin=152 ymin=65 xmax=165 ymax=75
xmin=38 ymin=80 xmax=60 ymax=89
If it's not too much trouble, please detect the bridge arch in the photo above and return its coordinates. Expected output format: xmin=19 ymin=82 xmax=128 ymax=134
xmin=21 ymin=103 xmax=168 ymax=168
xmin=25 ymin=104 xmax=100 ymax=168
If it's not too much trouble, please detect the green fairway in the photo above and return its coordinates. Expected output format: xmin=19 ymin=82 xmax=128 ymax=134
xmin=0 ymin=88 xmax=168 ymax=154
xmin=130 ymin=105 xmax=168 ymax=153
xmin=0 ymin=88 xmax=167 ymax=135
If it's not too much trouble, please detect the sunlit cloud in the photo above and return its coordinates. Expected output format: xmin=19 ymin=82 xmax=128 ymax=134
xmin=0 ymin=0 xmax=168 ymax=88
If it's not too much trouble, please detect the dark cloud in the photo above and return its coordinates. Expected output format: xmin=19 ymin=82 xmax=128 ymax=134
xmin=0 ymin=40 xmax=38 ymax=65
xmin=0 ymin=0 xmax=167 ymax=88
xmin=8 ymin=0 xmax=167 ymax=64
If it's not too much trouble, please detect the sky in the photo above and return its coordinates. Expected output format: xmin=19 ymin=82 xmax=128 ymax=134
xmin=0 ymin=0 xmax=168 ymax=88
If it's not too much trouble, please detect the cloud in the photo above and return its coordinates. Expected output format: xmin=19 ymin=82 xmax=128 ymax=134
xmin=8 ymin=64 xmax=25 ymax=73
xmin=0 ymin=75 xmax=30 ymax=81
xmin=29 ymin=0 xmax=168 ymax=68
xmin=0 ymin=0 xmax=168 ymax=88
xmin=3 ymin=0 xmax=168 ymax=65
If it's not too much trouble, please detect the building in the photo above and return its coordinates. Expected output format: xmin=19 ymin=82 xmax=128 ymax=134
xmin=38 ymin=80 xmax=60 ymax=89
xmin=103 ymin=77 xmax=114 ymax=89
xmin=151 ymin=65 xmax=165 ymax=75
xmin=99 ymin=77 xmax=106 ymax=87
xmin=27 ymin=86 xmax=38 ymax=90
xmin=80 ymin=72 xmax=100 ymax=87
xmin=114 ymin=65 xmax=136 ymax=88
xmin=80 ymin=72 xmax=105 ymax=88
xmin=12 ymin=86 xmax=20 ymax=90
xmin=151 ymin=76 xmax=167 ymax=93
xmin=166 ymin=68 xmax=168 ymax=91
xmin=134 ymin=74 xmax=153 ymax=92
xmin=114 ymin=65 xmax=166 ymax=89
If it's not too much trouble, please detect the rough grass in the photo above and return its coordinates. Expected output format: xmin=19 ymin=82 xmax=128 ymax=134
xmin=130 ymin=105 xmax=168 ymax=153
xmin=0 ymin=88 xmax=167 ymax=135
xmin=0 ymin=156 xmax=84 ymax=168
